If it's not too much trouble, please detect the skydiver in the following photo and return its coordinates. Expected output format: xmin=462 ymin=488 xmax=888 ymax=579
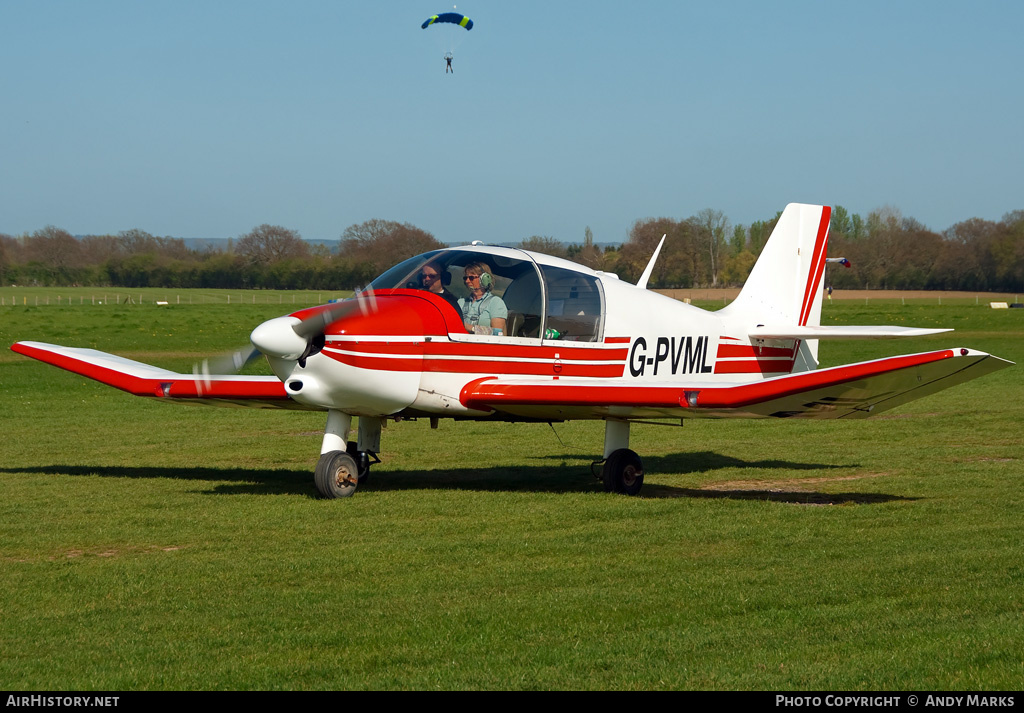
xmin=445 ymin=52 xmax=454 ymax=73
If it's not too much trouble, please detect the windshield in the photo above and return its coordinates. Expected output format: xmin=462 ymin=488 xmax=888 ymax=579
xmin=366 ymin=249 xmax=603 ymax=342
xmin=366 ymin=250 xmax=447 ymax=292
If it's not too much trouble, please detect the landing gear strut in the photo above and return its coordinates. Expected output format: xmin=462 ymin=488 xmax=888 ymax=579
xmin=601 ymin=419 xmax=644 ymax=496
xmin=347 ymin=440 xmax=379 ymax=485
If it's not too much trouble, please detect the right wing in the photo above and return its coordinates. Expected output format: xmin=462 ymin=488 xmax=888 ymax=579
xmin=11 ymin=341 xmax=316 ymax=410
xmin=460 ymin=348 xmax=1013 ymax=421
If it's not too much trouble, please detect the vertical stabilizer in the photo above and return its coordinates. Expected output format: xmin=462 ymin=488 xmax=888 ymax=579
xmin=719 ymin=203 xmax=831 ymax=371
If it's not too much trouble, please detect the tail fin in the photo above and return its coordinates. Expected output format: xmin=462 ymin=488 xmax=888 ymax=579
xmin=719 ymin=203 xmax=831 ymax=371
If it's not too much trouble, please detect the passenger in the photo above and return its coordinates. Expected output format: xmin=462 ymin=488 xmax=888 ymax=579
xmin=459 ymin=262 xmax=507 ymax=335
xmin=420 ymin=263 xmax=462 ymax=316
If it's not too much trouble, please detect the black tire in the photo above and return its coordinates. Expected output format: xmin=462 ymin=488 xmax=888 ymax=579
xmin=314 ymin=450 xmax=359 ymax=499
xmin=602 ymin=448 xmax=644 ymax=496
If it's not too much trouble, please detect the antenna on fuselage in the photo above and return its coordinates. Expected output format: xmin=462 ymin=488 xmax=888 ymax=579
xmin=636 ymin=234 xmax=666 ymax=290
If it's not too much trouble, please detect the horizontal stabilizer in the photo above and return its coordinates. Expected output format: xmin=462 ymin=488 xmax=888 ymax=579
xmin=10 ymin=341 xmax=312 ymax=410
xmin=748 ymin=325 xmax=953 ymax=340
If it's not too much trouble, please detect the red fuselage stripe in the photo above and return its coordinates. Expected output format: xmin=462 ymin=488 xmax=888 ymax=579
xmin=323 ymin=350 xmax=625 ymax=377
xmin=328 ymin=340 xmax=628 ymax=361
xmin=716 ymin=343 xmax=794 ymax=359
xmin=713 ymin=360 xmax=795 ymax=375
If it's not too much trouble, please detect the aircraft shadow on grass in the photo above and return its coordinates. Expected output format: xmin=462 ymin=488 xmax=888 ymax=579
xmin=1 ymin=451 xmax=917 ymax=505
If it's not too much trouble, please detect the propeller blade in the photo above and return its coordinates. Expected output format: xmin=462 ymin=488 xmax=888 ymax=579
xmin=291 ymin=287 xmax=378 ymax=340
xmin=192 ymin=345 xmax=261 ymax=377
xmin=291 ymin=300 xmax=356 ymax=340
xmin=191 ymin=345 xmax=262 ymax=395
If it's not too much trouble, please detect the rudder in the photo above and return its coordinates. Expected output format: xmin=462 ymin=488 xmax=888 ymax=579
xmin=719 ymin=203 xmax=832 ymax=371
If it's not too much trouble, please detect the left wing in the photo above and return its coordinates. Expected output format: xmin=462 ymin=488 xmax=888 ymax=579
xmin=11 ymin=341 xmax=314 ymax=410
xmin=460 ymin=348 xmax=1012 ymax=421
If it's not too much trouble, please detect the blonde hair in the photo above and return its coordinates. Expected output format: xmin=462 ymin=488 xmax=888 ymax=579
xmin=464 ymin=262 xmax=493 ymax=290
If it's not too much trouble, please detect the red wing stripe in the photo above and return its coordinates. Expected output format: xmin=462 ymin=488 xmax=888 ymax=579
xmin=461 ymin=350 xmax=958 ymax=412
xmin=699 ymin=350 xmax=953 ymax=408
xmin=461 ymin=380 xmax=685 ymax=411
xmin=11 ymin=342 xmax=291 ymax=400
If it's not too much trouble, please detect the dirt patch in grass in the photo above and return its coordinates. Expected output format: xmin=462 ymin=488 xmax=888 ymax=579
xmin=702 ymin=472 xmax=892 ymax=492
xmin=643 ymin=472 xmax=910 ymax=506
xmin=58 ymin=544 xmax=185 ymax=560
xmin=872 ymin=412 xmax=942 ymax=420
xmin=3 ymin=545 xmax=185 ymax=563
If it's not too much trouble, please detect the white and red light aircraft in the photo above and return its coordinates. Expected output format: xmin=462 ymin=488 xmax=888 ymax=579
xmin=11 ymin=204 xmax=1012 ymax=497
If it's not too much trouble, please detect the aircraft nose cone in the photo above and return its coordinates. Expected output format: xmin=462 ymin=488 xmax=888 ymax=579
xmin=250 ymin=316 xmax=308 ymax=361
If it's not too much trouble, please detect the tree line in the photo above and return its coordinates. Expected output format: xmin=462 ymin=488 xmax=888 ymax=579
xmin=2 ymin=206 xmax=1022 ymax=291
xmin=0 ymin=221 xmax=442 ymax=291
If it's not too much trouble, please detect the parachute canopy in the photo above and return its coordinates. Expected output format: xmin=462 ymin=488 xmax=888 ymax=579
xmin=421 ymin=12 xmax=473 ymax=30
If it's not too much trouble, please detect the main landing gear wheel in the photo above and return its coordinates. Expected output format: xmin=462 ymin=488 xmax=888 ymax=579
xmin=315 ymin=450 xmax=360 ymax=499
xmin=602 ymin=448 xmax=644 ymax=496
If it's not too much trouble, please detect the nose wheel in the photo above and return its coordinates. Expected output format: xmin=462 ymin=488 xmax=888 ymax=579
xmin=314 ymin=450 xmax=360 ymax=498
xmin=314 ymin=443 xmax=378 ymax=498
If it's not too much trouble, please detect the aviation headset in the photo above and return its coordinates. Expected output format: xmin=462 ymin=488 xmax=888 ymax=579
xmin=465 ymin=262 xmax=493 ymax=291
xmin=417 ymin=263 xmax=453 ymax=289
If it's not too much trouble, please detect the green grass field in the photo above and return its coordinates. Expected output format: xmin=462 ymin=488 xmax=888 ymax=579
xmin=1 ymin=292 xmax=1022 ymax=690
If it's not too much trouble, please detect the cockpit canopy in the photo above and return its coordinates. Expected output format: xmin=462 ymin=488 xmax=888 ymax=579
xmin=368 ymin=248 xmax=606 ymax=342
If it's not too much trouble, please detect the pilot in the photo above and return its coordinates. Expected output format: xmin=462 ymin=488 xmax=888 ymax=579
xmin=420 ymin=262 xmax=462 ymax=316
xmin=459 ymin=262 xmax=507 ymax=336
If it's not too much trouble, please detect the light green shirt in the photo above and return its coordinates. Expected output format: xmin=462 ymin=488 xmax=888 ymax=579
xmin=458 ymin=291 xmax=508 ymax=330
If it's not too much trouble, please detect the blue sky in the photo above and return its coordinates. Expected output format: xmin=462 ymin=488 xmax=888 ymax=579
xmin=2 ymin=1 xmax=1021 ymax=246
